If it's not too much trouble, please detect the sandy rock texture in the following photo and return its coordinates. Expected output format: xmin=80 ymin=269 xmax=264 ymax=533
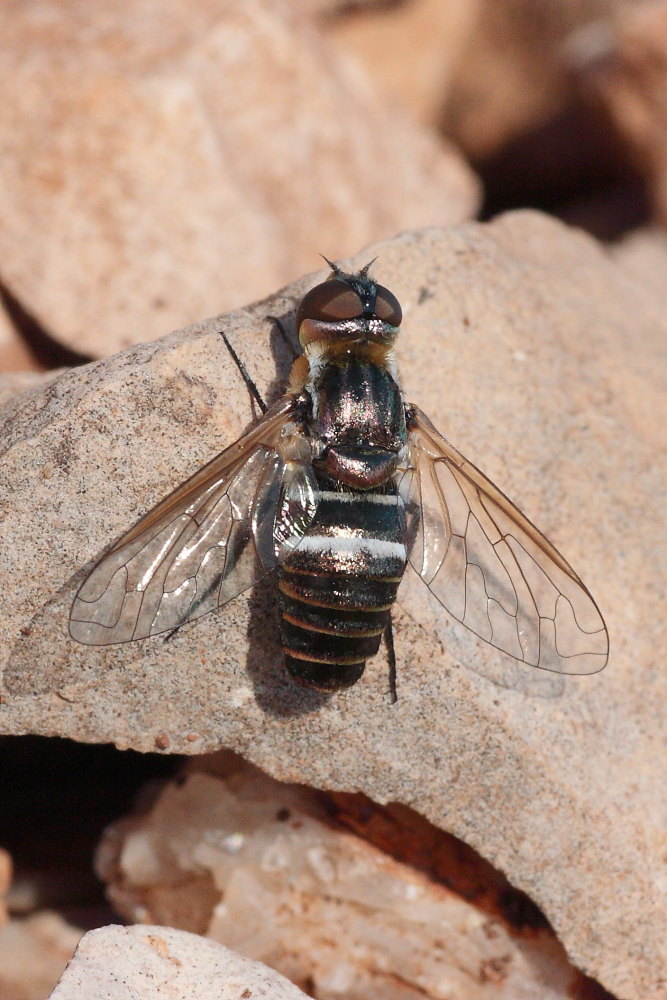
xmin=1 ymin=215 xmax=665 ymax=997
xmin=0 ymin=0 xmax=477 ymax=358
xmin=49 ymin=924 xmax=308 ymax=1000
xmin=97 ymin=756 xmax=606 ymax=1000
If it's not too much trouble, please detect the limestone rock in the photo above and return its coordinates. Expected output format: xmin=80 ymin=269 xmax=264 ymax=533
xmin=96 ymin=756 xmax=604 ymax=1000
xmin=1 ymin=214 xmax=665 ymax=997
xmin=0 ymin=0 xmax=478 ymax=358
xmin=49 ymin=924 xmax=308 ymax=1000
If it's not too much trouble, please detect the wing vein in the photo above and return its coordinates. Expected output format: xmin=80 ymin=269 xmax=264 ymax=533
xmin=404 ymin=404 xmax=609 ymax=674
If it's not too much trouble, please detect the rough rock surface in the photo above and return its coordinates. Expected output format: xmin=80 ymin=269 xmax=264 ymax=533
xmin=49 ymin=924 xmax=308 ymax=1000
xmin=96 ymin=756 xmax=604 ymax=1000
xmin=0 ymin=0 xmax=477 ymax=358
xmin=1 ymin=214 xmax=665 ymax=997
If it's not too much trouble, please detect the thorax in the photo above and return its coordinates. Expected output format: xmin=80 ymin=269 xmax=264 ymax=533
xmin=291 ymin=342 xmax=407 ymax=489
xmin=311 ymin=345 xmax=405 ymax=444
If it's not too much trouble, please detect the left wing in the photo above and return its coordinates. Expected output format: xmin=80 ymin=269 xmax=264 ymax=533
xmin=70 ymin=396 xmax=319 ymax=645
xmin=399 ymin=405 xmax=609 ymax=674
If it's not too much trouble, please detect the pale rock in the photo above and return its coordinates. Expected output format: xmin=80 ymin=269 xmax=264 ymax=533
xmin=0 ymin=911 xmax=82 ymax=1000
xmin=577 ymin=1 xmax=667 ymax=224
xmin=1 ymin=214 xmax=666 ymax=998
xmin=0 ymin=0 xmax=478 ymax=358
xmin=96 ymin=756 xmax=599 ymax=1000
xmin=327 ymin=0 xmax=480 ymax=128
xmin=49 ymin=924 xmax=308 ymax=1000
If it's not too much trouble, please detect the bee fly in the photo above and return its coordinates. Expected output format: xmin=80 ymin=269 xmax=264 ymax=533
xmin=70 ymin=260 xmax=609 ymax=694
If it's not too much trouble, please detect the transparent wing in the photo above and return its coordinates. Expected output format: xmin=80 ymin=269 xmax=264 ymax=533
xmin=70 ymin=396 xmax=319 ymax=645
xmin=400 ymin=405 xmax=609 ymax=674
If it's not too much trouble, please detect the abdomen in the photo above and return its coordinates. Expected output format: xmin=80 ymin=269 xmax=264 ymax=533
xmin=278 ymin=487 xmax=406 ymax=691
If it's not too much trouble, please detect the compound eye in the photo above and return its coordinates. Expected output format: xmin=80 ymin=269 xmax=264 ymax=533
xmin=374 ymin=285 xmax=402 ymax=326
xmin=296 ymin=279 xmax=363 ymax=331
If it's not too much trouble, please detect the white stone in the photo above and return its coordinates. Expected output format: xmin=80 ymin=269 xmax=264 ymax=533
xmin=97 ymin=759 xmax=583 ymax=1000
xmin=49 ymin=924 xmax=308 ymax=999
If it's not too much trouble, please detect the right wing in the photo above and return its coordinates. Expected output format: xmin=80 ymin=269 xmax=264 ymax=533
xmin=400 ymin=405 xmax=609 ymax=675
xmin=70 ymin=396 xmax=319 ymax=645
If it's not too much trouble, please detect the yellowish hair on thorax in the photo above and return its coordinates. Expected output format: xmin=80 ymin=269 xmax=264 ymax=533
xmin=287 ymin=354 xmax=310 ymax=394
xmin=313 ymin=340 xmax=393 ymax=366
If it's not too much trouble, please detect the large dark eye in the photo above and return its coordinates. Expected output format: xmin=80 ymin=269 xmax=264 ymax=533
xmin=374 ymin=285 xmax=402 ymax=326
xmin=295 ymin=279 xmax=363 ymax=331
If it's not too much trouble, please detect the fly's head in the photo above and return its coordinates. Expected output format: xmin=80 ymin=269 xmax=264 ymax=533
xmin=296 ymin=258 xmax=402 ymax=350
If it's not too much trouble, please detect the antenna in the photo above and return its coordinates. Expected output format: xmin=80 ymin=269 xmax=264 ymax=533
xmin=319 ymin=254 xmax=342 ymax=276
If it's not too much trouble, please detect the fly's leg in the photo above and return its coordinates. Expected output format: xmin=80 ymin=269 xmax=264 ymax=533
xmin=385 ymin=615 xmax=398 ymax=704
xmin=267 ymin=315 xmax=299 ymax=361
xmin=220 ymin=330 xmax=268 ymax=414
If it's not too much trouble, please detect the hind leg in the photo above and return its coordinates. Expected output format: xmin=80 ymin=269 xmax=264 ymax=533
xmin=385 ymin=615 xmax=398 ymax=704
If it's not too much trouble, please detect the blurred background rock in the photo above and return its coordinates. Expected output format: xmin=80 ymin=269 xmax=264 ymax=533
xmin=1 ymin=0 xmax=664 ymax=366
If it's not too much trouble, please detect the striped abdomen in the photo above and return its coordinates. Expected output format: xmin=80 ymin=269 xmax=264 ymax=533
xmin=278 ymin=489 xmax=406 ymax=691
